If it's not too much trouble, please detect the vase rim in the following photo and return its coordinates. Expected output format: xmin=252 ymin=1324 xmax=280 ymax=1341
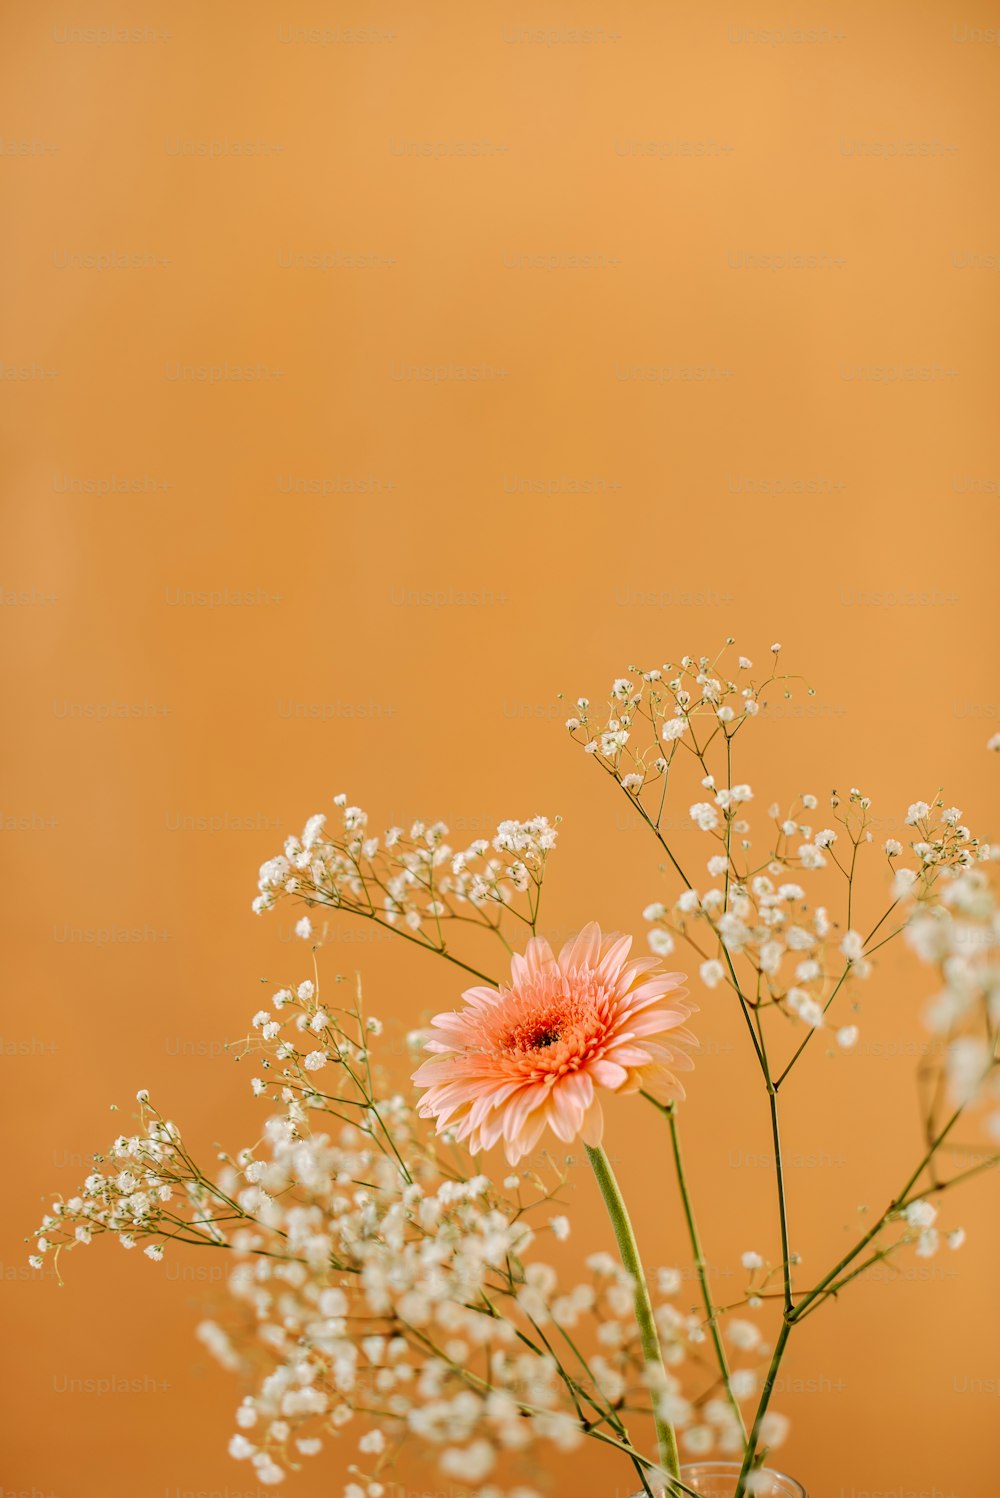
xmin=678 ymin=1460 xmax=807 ymax=1497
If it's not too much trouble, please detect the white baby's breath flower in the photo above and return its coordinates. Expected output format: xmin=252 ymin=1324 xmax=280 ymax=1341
xmin=946 ymin=1036 xmax=990 ymax=1106
xmin=648 ymin=929 xmax=675 ymax=957
xmin=730 ymin=1368 xmax=757 ymax=1399
xmin=759 ymin=1411 xmax=789 ymax=1447
xmin=726 ymin=1319 xmax=761 ymax=1351
xmin=787 ymin=989 xmax=824 ymax=1028
xmin=841 ymin=930 xmax=865 ymax=963
xmin=916 ymin=1228 xmax=939 ymax=1258
xmin=689 ymin=802 xmax=719 ymax=833
xmin=440 ymin=1439 xmax=495 ymax=1482
xmin=682 ymin=1424 xmax=713 ymax=1454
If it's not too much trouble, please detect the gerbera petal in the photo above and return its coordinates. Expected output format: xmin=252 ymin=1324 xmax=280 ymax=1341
xmin=558 ymin=921 xmax=603 ymax=973
xmin=628 ymin=1018 xmax=700 ymax=1049
xmin=595 ymin=933 xmax=633 ymax=982
xmin=468 ymin=1081 xmax=522 ymax=1128
xmin=588 ymin=1058 xmax=629 ymax=1090
xmin=548 ymin=1080 xmax=588 ymax=1141
xmin=501 ymin=1083 xmax=548 ymax=1141
xmin=665 ymin=1024 xmax=700 ymax=1048
xmin=479 ymin=1105 xmax=513 ymax=1150
xmin=624 ymin=1008 xmax=697 ymax=1038
xmin=411 ymin=1056 xmax=459 ymax=1086
xmin=507 ymin=1105 xmax=551 ymax=1162
xmin=417 ymin=1082 xmax=477 ymax=1124
xmin=457 ymin=985 xmax=505 ymax=1010
xmin=559 ymin=1070 xmax=594 ymax=1110
xmin=640 ymin=1041 xmax=696 ymax=1071
xmin=618 ymin=977 xmax=690 ymax=1013
xmin=601 ymin=1044 xmax=653 ymax=1067
xmin=639 ymin=1065 xmax=687 ymax=1105
xmin=620 ymin=956 xmax=661 ymax=978
xmin=579 ymin=1097 xmax=605 ymax=1147
xmin=523 ymin=936 xmax=558 ymax=975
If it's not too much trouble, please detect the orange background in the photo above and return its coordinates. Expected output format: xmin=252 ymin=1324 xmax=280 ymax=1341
xmin=2 ymin=3 xmax=999 ymax=1496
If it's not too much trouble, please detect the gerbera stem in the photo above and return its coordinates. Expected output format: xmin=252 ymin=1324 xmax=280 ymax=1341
xmin=586 ymin=1144 xmax=681 ymax=1493
xmin=659 ymin=1099 xmax=747 ymax=1443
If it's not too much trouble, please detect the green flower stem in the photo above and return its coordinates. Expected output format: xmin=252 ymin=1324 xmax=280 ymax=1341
xmin=660 ymin=1100 xmax=747 ymax=1443
xmin=586 ymin=1143 xmax=681 ymax=1491
xmin=734 ymin=1318 xmax=791 ymax=1498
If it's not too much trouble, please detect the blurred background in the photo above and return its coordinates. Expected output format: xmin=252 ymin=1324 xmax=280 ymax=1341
xmin=2 ymin=1 xmax=999 ymax=1495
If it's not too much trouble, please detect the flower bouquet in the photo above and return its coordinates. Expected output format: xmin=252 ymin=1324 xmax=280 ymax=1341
xmin=30 ymin=644 xmax=1000 ymax=1498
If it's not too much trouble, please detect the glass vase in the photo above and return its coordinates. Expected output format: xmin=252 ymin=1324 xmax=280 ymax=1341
xmin=676 ymin=1462 xmax=807 ymax=1497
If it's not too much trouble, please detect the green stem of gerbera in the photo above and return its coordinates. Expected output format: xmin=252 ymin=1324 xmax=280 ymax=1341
xmin=586 ymin=1143 xmax=681 ymax=1492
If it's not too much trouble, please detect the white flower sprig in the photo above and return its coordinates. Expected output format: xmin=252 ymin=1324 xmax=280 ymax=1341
xmin=254 ymin=798 xmax=558 ymax=984
xmin=568 ymin=641 xmax=999 ymax=1488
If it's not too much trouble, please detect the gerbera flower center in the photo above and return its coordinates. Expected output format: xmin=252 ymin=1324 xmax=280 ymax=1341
xmin=501 ymin=1009 xmax=571 ymax=1054
xmin=495 ymin=978 xmax=605 ymax=1061
xmin=529 ymin=1026 xmax=561 ymax=1049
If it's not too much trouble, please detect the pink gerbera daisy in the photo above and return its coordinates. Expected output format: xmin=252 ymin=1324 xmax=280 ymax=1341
xmin=412 ymin=922 xmax=696 ymax=1164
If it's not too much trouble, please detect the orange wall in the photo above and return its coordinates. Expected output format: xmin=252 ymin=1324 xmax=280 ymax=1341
xmin=2 ymin=3 xmax=999 ymax=1497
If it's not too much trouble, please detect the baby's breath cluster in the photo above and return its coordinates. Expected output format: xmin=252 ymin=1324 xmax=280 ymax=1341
xmin=642 ymin=790 xmax=989 ymax=1051
xmin=31 ymin=976 xmax=779 ymax=1495
xmin=254 ymin=797 xmax=558 ymax=972
xmin=570 ymin=643 xmax=1000 ymax=1302
xmin=906 ymin=864 xmax=1000 ymax=1139
xmin=563 ymin=645 xmax=789 ymax=796
xmin=569 ymin=646 xmax=991 ymax=1056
